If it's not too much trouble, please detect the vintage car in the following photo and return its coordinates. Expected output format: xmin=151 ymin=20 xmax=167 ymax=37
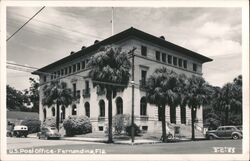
xmin=37 ymin=127 xmax=61 ymax=140
xmin=13 ymin=125 xmax=28 ymax=137
xmin=206 ymin=126 xmax=242 ymax=140
xmin=6 ymin=123 xmax=15 ymax=137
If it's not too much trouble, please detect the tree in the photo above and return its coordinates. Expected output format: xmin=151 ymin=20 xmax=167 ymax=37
xmin=88 ymin=46 xmax=131 ymax=143
xmin=42 ymin=81 xmax=73 ymax=130
xmin=6 ymin=85 xmax=29 ymax=111
xmin=146 ymin=67 xmax=179 ymax=142
xmin=24 ymin=78 xmax=40 ymax=112
xmin=213 ymin=75 xmax=242 ymax=125
xmin=183 ymin=75 xmax=211 ymax=141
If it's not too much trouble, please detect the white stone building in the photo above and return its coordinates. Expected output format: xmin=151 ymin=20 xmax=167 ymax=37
xmin=33 ymin=27 xmax=212 ymax=133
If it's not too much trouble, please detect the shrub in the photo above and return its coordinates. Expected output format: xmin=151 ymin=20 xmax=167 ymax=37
xmin=112 ymin=114 xmax=130 ymax=135
xmin=42 ymin=117 xmax=56 ymax=127
xmin=20 ymin=119 xmax=41 ymax=134
xmin=125 ymin=123 xmax=141 ymax=136
xmin=63 ymin=115 xmax=92 ymax=136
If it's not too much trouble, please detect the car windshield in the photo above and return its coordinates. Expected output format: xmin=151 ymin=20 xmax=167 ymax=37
xmin=50 ymin=127 xmax=57 ymax=130
xmin=236 ymin=126 xmax=242 ymax=130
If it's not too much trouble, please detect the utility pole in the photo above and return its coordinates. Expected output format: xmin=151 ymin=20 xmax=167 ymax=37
xmin=129 ymin=47 xmax=136 ymax=144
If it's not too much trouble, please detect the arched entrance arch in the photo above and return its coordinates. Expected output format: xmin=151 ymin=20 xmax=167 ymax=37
xmin=85 ymin=102 xmax=90 ymax=117
xmin=140 ymin=97 xmax=147 ymax=116
xmin=116 ymin=97 xmax=123 ymax=115
xmin=43 ymin=108 xmax=47 ymax=121
xmin=99 ymin=100 xmax=105 ymax=117
xmin=72 ymin=104 xmax=77 ymax=115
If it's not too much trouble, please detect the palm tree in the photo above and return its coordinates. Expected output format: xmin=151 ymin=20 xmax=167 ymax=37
xmin=184 ymin=75 xmax=211 ymax=141
xmin=146 ymin=67 xmax=179 ymax=142
xmin=87 ymin=46 xmax=131 ymax=143
xmin=42 ymin=80 xmax=73 ymax=131
xmin=214 ymin=75 xmax=242 ymax=125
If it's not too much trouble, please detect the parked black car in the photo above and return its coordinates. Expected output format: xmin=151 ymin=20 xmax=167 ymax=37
xmin=206 ymin=126 xmax=242 ymax=140
xmin=37 ymin=127 xmax=61 ymax=140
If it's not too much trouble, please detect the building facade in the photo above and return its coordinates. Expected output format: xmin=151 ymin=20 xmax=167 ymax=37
xmin=33 ymin=27 xmax=212 ymax=133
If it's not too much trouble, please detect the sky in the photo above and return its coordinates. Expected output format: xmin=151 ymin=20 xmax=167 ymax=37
xmin=6 ymin=7 xmax=242 ymax=91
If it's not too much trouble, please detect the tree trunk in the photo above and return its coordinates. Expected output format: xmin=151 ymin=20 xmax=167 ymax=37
xmin=225 ymin=105 xmax=229 ymax=125
xmin=56 ymin=103 xmax=60 ymax=131
xmin=191 ymin=106 xmax=195 ymax=141
xmin=161 ymin=104 xmax=167 ymax=142
xmin=107 ymin=90 xmax=113 ymax=143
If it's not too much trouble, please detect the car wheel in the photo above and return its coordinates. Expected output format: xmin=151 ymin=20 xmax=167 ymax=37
xmin=167 ymin=134 xmax=173 ymax=140
xmin=232 ymin=134 xmax=239 ymax=140
xmin=209 ymin=135 xmax=214 ymax=140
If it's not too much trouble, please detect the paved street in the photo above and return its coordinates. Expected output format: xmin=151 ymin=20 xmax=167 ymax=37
xmin=7 ymin=137 xmax=242 ymax=154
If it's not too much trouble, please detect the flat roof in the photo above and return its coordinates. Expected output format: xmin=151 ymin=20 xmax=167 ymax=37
xmin=33 ymin=27 xmax=212 ymax=75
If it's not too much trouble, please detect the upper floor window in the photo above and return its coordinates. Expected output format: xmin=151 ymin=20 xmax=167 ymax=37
xmin=168 ymin=55 xmax=172 ymax=64
xmin=82 ymin=61 xmax=85 ymax=69
xmin=173 ymin=57 xmax=177 ymax=66
xmin=57 ymin=71 xmax=60 ymax=77
xmin=178 ymin=58 xmax=183 ymax=67
xmin=69 ymin=66 xmax=72 ymax=74
xmin=162 ymin=53 xmax=166 ymax=63
xmin=77 ymin=63 xmax=81 ymax=71
xmin=155 ymin=51 xmax=160 ymax=61
xmin=193 ymin=63 xmax=197 ymax=72
xmin=73 ymin=83 xmax=76 ymax=97
xmin=85 ymin=58 xmax=90 ymax=67
xmin=64 ymin=68 xmax=68 ymax=75
xmin=141 ymin=46 xmax=147 ymax=56
xmin=50 ymin=74 xmax=53 ymax=80
xmin=43 ymin=76 xmax=46 ymax=82
xmin=61 ymin=69 xmax=64 ymax=76
xmin=183 ymin=60 xmax=187 ymax=69
xmin=85 ymin=80 xmax=90 ymax=93
xmin=73 ymin=64 xmax=76 ymax=73
xmin=53 ymin=72 xmax=56 ymax=79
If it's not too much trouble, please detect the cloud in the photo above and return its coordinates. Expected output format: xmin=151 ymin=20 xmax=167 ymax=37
xmin=6 ymin=7 xmax=242 ymax=90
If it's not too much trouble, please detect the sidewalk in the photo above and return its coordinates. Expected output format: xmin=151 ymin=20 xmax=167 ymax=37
xmin=61 ymin=136 xmax=162 ymax=145
xmin=61 ymin=136 xmax=206 ymax=145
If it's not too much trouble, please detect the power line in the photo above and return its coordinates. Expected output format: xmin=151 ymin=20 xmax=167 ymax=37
xmin=8 ymin=11 xmax=104 ymax=40
xmin=7 ymin=6 xmax=46 ymax=41
xmin=7 ymin=63 xmax=141 ymax=88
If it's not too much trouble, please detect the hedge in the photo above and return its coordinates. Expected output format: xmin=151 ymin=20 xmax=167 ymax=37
xmin=20 ymin=119 xmax=41 ymax=134
xmin=63 ymin=115 xmax=92 ymax=136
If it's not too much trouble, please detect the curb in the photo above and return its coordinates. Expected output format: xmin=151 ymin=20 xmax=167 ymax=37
xmin=61 ymin=137 xmax=204 ymax=145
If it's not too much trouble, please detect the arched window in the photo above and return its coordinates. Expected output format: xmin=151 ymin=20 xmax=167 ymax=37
xmin=99 ymin=100 xmax=105 ymax=117
xmin=116 ymin=97 xmax=123 ymax=114
xmin=61 ymin=106 xmax=65 ymax=123
xmin=43 ymin=108 xmax=47 ymax=121
xmin=72 ymin=104 xmax=77 ymax=115
xmin=140 ymin=97 xmax=147 ymax=116
xmin=51 ymin=107 xmax=55 ymax=117
xmin=85 ymin=102 xmax=90 ymax=117
xmin=181 ymin=106 xmax=186 ymax=124
xmin=170 ymin=105 xmax=176 ymax=124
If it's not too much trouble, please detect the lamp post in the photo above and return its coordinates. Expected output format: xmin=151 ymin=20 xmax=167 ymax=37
xmin=129 ymin=47 xmax=136 ymax=144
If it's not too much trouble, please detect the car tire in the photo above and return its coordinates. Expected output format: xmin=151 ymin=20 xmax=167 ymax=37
xmin=209 ymin=135 xmax=214 ymax=140
xmin=232 ymin=134 xmax=239 ymax=140
xmin=167 ymin=134 xmax=173 ymax=140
